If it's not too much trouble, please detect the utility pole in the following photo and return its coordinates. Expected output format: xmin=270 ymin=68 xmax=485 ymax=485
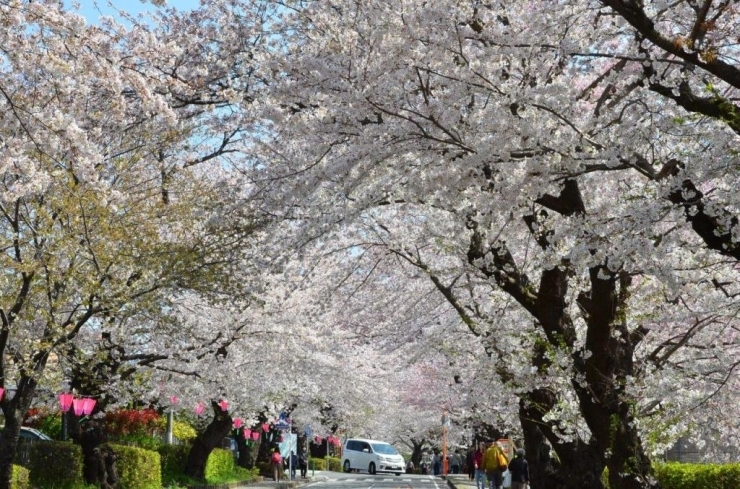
xmin=442 ymin=412 xmax=451 ymax=476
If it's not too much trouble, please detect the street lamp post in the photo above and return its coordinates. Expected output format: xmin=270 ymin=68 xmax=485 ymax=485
xmin=166 ymin=396 xmax=179 ymax=445
xmin=58 ymin=393 xmax=74 ymax=441
xmin=441 ymin=412 xmax=451 ymax=476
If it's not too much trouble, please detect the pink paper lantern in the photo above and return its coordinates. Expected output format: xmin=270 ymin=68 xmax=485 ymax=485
xmin=169 ymin=396 xmax=179 ymax=405
xmin=58 ymin=393 xmax=74 ymax=413
xmin=251 ymin=431 xmax=260 ymax=441
xmin=0 ymin=387 xmax=4 ymax=401
xmin=334 ymin=437 xmax=342 ymax=447
xmin=72 ymin=398 xmax=85 ymax=416
xmin=218 ymin=399 xmax=229 ymax=411
xmin=233 ymin=418 xmax=243 ymax=429
xmin=315 ymin=435 xmax=323 ymax=444
xmin=243 ymin=428 xmax=252 ymax=439
xmin=82 ymin=398 xmax=96 ymax=415
xmin=194 ymin=402 xmax=205 ymax=416
xmin=262 ymin=422 xmax=270 ymax=432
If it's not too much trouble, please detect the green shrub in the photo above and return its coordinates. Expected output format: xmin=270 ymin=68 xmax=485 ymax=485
xmin=11 ymin=464 xmax=29 ymax=489
xmin=116 ymin=434 xmax=163 ymax=451
xmin=326 ymin=456 xmax=342 ymax=472
xmin=309 ymin=456 xmax=341 ymax=472
xmin=158 ymin=444 xmax=192 ymax=486
xmin=655 ymin=462 xmax=740 ymax=489
xmin=111 ymin=443 xmax=162 ymax=489
xmin=309 ymin=458 xmax=326 ymax=471
xmin=28 ymin=441 xmax=84 ymax=489
xmin=204 ymin=448 xmax=235 ymax=482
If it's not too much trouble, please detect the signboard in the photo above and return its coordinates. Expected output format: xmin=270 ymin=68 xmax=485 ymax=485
xmin=496 ymin=438 xmax=516 ymax=461
xmin=279 ymin=433 xmax=298 ymax=458
xmin=275 ymin=413 xmax=291 ymax=431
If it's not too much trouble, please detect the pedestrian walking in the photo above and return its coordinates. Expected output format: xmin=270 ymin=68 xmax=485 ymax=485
xmin=507 ymin=448 xmax=530 ymax=489
xmin=432 ymin=451 xmax=441 ymax=476
xmin=290 ymin=451 xmax=298 ymax=479
xmin=299 ymin=452 xmax=308 ymax=478
xmin=466 ymin=445 xmax=476 ymax=481
xmin=482 ymin=440 xmax=507 ymax=489
xmin=270 ymin=448 xmax=283 ymax=482
xmin=474 ymin=442 xmax=486 ymax=489
xmin=451 ymin=450 xmax=461 ymax=474
xmin=406 ymin=459 xmax=415 ymax=474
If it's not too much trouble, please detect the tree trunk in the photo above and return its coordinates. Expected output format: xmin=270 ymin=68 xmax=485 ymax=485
xmin=410 ymin=439 xmax=425 ymax=468
xmin=520 ymin=389 xmax=605 ymax=489
xmin=236 ymin=430 xmax=260 ymax=468
xmin=0 ymin=375 xmax=40 ymax=489
xmin=73 ymin=419 xmax=118 ymax=488
xmin=185 ymin=401 xmax=233 ymax=480
xmin=0 ymin=417 xmax=21 ymax=489
xmin=572 ymin=269 xmax=658 ymax=489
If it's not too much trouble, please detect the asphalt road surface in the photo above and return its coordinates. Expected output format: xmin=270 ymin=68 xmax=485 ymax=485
xmin=303 ymin=472 xmax=448 ymax=489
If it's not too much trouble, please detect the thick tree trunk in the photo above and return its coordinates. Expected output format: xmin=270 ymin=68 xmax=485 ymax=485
xmin=520 ymin=389 xmax=605 ymax=489
xmin=0 ymin=417 xmax=21 ymax=489
xmin=73 ymin=420 xmax=117 ymax=489
xmin=185 ymin=401 xmax=233 ymax=480
xmin=467 ymin=180 xmax=661 ymax=489
xmin=236 ymin=430 xmax=260 ymax=468
xmin=410 ymin=439 xmax=425 ymax=468
xmin=573 ymin=270 xmax=658 ymax=489
xmin=0 ymin=376 xmax=40 ymax=489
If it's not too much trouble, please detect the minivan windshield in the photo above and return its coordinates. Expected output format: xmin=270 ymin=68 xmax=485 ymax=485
xmin=371 ymin=443 xmax=398 ymax=455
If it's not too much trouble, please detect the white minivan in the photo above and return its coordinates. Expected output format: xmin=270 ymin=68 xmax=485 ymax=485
xmin=342 ymin=438 xmax=405 ymax=475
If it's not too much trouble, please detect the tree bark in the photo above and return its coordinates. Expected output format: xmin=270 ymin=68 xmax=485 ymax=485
xmin=185 ymin=401 xmax=233 ymax=480
xmin=236 ymin=429 xmax=261 ymax=468
xmin=74 ymin=420 xmax=117 ymax=488
xmin=467 ymin=179 xmax=660 ymax=488
xmin=0 ymin=374 xmax=40 ymax=489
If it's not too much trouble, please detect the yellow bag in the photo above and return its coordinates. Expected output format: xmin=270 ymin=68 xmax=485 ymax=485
xmin=497 ymin=450 xmax=508 ymax=470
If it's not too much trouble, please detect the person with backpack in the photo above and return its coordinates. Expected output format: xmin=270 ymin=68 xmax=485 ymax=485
xmin=507 ymin=448 xmax=530 ymax=489
xmin=270 ymin=447 xmax=283 ymax=481
xmin=482 ymin=440 xmax=508 ymax=489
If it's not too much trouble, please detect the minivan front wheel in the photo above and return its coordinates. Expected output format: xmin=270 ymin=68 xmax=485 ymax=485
xmin=368 ymin=462 xmax=376 ymax=475
xmin=343 ymin=460 xmax=351 ymax=473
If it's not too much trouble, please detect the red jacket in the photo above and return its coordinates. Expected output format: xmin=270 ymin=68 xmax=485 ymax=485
xmin=473 ymin=450 xmax=483 ymax=469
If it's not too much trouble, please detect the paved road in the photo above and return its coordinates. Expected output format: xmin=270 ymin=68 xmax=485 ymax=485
xmin=239 ymin=471 xmax=483 ymax=489
xmin=301 ymin=472 xmax=449 ymax=489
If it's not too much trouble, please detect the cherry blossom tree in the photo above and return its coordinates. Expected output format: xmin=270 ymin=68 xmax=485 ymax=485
xmin=237 ymin=2 xmax=740 ymax=488
xmin=0 ymin=1 xmax=274 ymax=486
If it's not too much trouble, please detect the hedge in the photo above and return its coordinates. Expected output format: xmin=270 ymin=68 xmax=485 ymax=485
xmin=11 ymin=464 xmax=29 ymax=489
xmin=157 ymin=444 xmax=192 ymax=486
xmin=655 ymin=462 xmax=740 ymax=489
xmin=204 ymin=448 xmax=235 ymax=481
xmin=309 ymin=456 xmax=342 ymax=472
xmin=28 ymin=441 xmax=84 ymax=489
xmin=111 ymin=444 xmax=162 ymax=489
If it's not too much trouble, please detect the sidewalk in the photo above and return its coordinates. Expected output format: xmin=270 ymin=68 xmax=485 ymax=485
xmin=444 ymin=474 xmax=479 ymax=489
xmin=235 ymin=472 xmax=330 ymax=488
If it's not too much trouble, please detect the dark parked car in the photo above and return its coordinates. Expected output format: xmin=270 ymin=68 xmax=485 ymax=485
xmin=0 ymin=426 xmax=53 ymax=467
xmin=0 ymin=426 xmax=52 ymax=441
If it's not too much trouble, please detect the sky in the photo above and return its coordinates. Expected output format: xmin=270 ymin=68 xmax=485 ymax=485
xmin=72 ymin=0 xmax=201 ymax=23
